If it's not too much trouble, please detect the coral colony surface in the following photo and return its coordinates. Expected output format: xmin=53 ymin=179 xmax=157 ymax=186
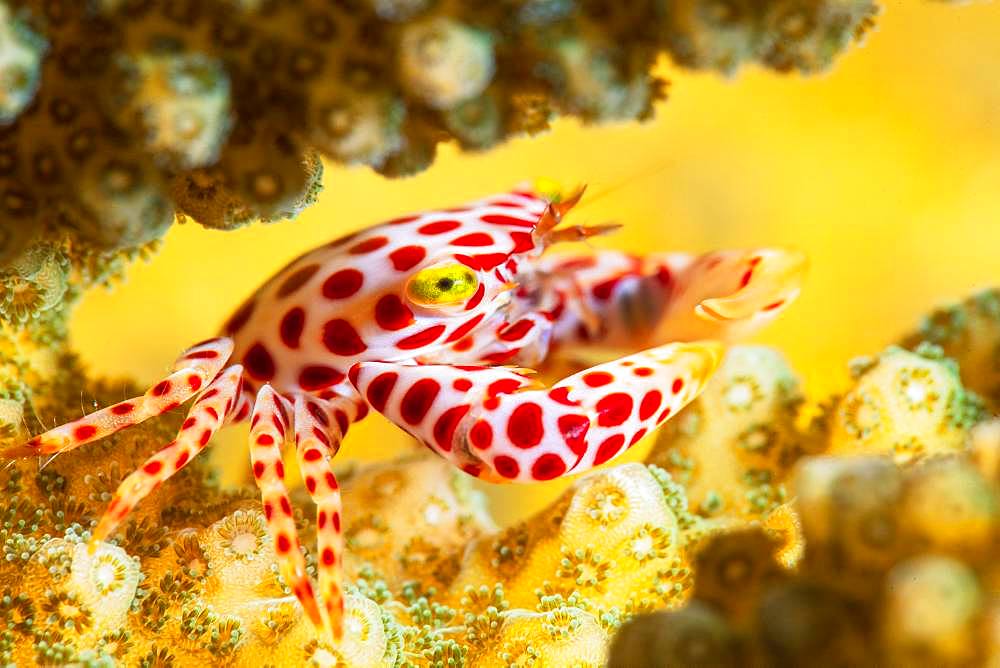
xmin=0 ymin=284 xmax=998 ymax=665
xmin=0 ymin=0 xmax=993 ymax=667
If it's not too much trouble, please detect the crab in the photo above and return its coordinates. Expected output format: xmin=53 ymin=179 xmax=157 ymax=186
xmin=1 ymin=183 xmax=806 ymax=641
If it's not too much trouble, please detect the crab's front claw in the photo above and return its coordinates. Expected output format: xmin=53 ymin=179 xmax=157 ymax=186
xmin=349 ymin=341 xmax=722 ymax=483
xmin=660 ymin=249 xmax=808 ymax=342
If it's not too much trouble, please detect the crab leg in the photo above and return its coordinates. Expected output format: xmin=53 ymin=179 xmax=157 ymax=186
xmin=292 ymin=394 xmax=364 ymax=640
xmin=350 ymin=341 xmax=723 ymax=483
xmin=1 ymin=337 xmax=234 ymax=459
xmin=89 ymin=365 xmax=245 ymax=548
xmin=248 ymin=386 xmax=325 ymax=630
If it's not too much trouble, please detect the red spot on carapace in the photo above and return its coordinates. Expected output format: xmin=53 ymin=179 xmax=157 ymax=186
xmin=152 ymin=380 xmax=171 ymax=397
xmin=470 ymin=420 xmax=493 ymax=449
xmin=507 ymin=403 xmax=544 ymax=448
xmin=366 ymin=372 xmax=398 ymax=412
xmin=299 ymin=365 xmax=345 ymax=391
xmin=658 ymin=407 xmax=672 ymax=423
xmin=322 ymin=269 xmax=364 ymax=300
xmin=143 ymin=460 xmax=163 ymax=475
xmin=464 ymin=283 xmax=485 ymax=310
xmin=672 ymin=378 xmax=684 ymax=394
xmin=418 ymin=220 xmax=461 ymax=235
xmin=348 ymin=236 xmax=388 ymax=254
xmin=548 ymin=387 xmax=579 ymax=406
xmin=482 ymin=213 xmax=535 ymax=228
xmin=452 ymin=232 xmax=494 ymax=247
xmin=593 ymin=434 xmax=625 ymax=466
xmin=375 ymin=294 xmax=415 ymax=331
xmin=244 ymin=342 xmax=276 ymax=381
xmin=634 ymin=367 xmax=653 ymax=377
xmin=557 ymin=414 xmax=589 ymax=455
xmin=433 ymin=404 xmax=469 ymax=451
xmin=277 ymin=263 xmax=320 ymax=298
xmin=279 ymin=307 xmax=306 ymax=348
xmin=488 ymin=378 xmax=522 ymax=396
xmin=323 ymin=319 xmax=368 ymax=356
xmin=499 ymin=319 xmax=534 ymax=342
xmin=597 ymin=393 xmax=633 ymax=427
xmin=389 ymin=245 xmax=427 ymax=271
xmin=531 ymin=453 xmax=566 ymax=480
xmin=510 ymin=231 xmax=534 ymax=253
xmin=397 ymin=325 xmax=445 ymax=350
xmin=187 ymin=375 xmax=202 ymax=391
xmin=257 ymin=434 xmax=275 ymax=446
xmin=224 ymin=298 xmax=255 ymax=334
xmin=583 ymin=371 xmax=613 ymax=387
xmin=400 ymin=379 xmax=441 ymax=425
xmin=445 ymin=313 xmax=485 ymax=342
xmin=453 ymin=378 xmax=473 ymax=392
xmin=494 ymin=455 xmax=520 ymax=479
xmin=456 ymin=253 xmax=508 ymax=271
xmin=629 ymin=428 xmax=648 ymax=446
xmin=74 ymin=425 xmax=97 ymax=441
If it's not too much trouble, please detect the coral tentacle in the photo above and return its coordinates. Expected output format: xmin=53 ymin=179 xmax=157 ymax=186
xmin=89 ymin=364 xmax=244 ymax=548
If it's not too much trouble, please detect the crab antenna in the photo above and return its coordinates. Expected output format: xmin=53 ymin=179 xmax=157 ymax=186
xmin=533 ymin=184 xmax=588 ymax=241
xmin=546 ymin=221 xmax=623 ymax=244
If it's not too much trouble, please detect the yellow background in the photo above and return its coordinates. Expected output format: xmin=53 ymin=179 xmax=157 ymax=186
xmin=72 ymin=2 xmax=1000 ymax=521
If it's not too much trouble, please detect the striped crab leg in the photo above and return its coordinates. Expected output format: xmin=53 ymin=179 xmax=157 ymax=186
xmin=248 ymin=386 xmax=325 ymax=631
xmin=350 ymin=341 xmax=723 ymax=483
xmin=1 ymin=337 xmax=234 ymax=459
xmin=89 ymin=365 xmax=245 ymax=548
xmin=291 ymin=394 xmax=364 ymax=640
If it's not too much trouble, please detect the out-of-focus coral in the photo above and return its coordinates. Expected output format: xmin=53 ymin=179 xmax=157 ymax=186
xmin=646 ymin=345 xmax=807 ymax=520
xmin=0 ymin=0 xmax=886 ymax=276
xmin=901 ymin=288 xmax=1000 ymax=410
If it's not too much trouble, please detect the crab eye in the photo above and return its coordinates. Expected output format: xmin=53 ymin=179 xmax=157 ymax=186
xmin=406 ymin=264 xmax=479 ymax=306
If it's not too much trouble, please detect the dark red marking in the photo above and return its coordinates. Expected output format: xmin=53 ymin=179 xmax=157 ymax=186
xmin=334 ymin=409 xmax=349 ymax=434
xmin=445 ymin=313 xmax=485 ymax=342
xmin=557 ymin=414 xmax=589 ymax=455
xmin=592 ymin=276 xmax=623 ymax=300
xmin=276 ymin=534 xmax=291 ymax=553
xmin=453 ymin=378 xmax=472 ymax=392
xmin=280 ymin=496 xmax=292 ymax=516
xmin=433 ymin=405 xmax=469 ymax=451
xmin=244 ymin=343 xmax=276 ymax=381
xmin=323 ymin=319 xmax=368 ymax=356
xmin=366 ymin=372 xmax=398 ymax=411
xmin=224 ymin=298 xmax=255 ymax=334
xmin=199 ymin=430 xmax=211 ymax=446
xmin=418 ymin=220 xmax=461 ymax=235
xmin=494 ymin=455 xmax=520 ymax=479
xmin=629 ymin=428 xmax=648 ymax=446
xmin=593 ymin=434 xmax=625 ymax=466
xmin=348 ymin=236 xmax=388 ymax=254
xmin=462 ymin=464 xmax=483 ymax=478
xmin=322 ymin=269 xmax=364 ymax=300
xmin=397 ymin=325 xmax=445 ymax=350
xmin=510 ymin=231 xmax=534 ymax=253
xmin=318 ymin=511 xmax=327 ymax=528
xmin=388 ymin=214 xmax=420 ymax=226
xmin=548 ymin=387 xmax=579 ymax=406
xmin=306 ymin=476 xmax=317 ymax=493
xmin=470 ymin=420 xmax=493 ymax=449
xmin=658 ymin=407 xmax=672 ymax=423
xmin=74 ymin=425 xmax=97 ymax=440
xmin=639 ymin=390 xmax=662 ymax=420
xmin=452 ymin=232 xmax=494 ymax=247
xmin=764 ymin=300 xmax=785 ymax=311
xmin=307 ymin=401 xmax=331 ymax=427
xmin=111 ymin=403 xmax=134 ymax=415
xmin=456 ymin=253 xmax=508 ymax=271
xmin=253 ymin=461 xmax=266 ymax=478
xmin=531 ymin=453 xmax=566 ymax=480
xmin=507 ymin=403 xmax=544 ymax=448
xmin=672 ymin=378 xmax=684 ymax=394
xmin=257 ymin=434 xmax=275 ymax=446
xmin=389 ymin=245 xmax=427 ymax=271
xmin=277 ymin=264 xmax=320 ymax=297
xmin=304 ymin=448 xmax=323 ymax=461
xmin=739 ymin=269 xmax=753 ymax=289
xmin=332 ymin=511 xmax=341 ymax=531
xmin=482 ymin=213 xmax=535 ymax=228
xmin=583 ymin=371 xmax=613 ymax=387
xmin=182 ymin=417 xmax=197 ymax=430
xmin=152 ymin=381 xmax=171 ymax=397
xmin=400 ymin=379 xmax=441 ymax=425
xmin=205 ymin=407 xmax=219 ymax=421
xmin=597 ymin=393 xmax=633 ymax=427
xmin=143 ymin=460 xmax=163 ymax=475
xmin=488 ymin=378 xmax=523 ymax=396
xmin=325 ymin=472 xmax=338 ymax=489
xmin=187 ymin=375 xmax=202 ymax=391
xmin=175 ymin=451 xmax=190 ymax=469
xmin=464 ymin=284 xmax=485 ymax=310
xmin=375 ymin=294 xmax=415 ymax=331
xmin=322 ymin=548 xmax=336 ymax=566
xmin=186 ymin=350 xmax=219 ymax=360
xmin=279 ymin=307 xmax=306 ymax=348
xmin=634 ymin=367 xmax=653 ymax=377
xmin=299 ymin=365 xmax=345 ymax=391
xmin=275 ymin=461 xmax=285 ymax=479
xmin=499 ymin=319 xmax=534 ymax=342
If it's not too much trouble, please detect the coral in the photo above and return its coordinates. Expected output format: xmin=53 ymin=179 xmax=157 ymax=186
xmin=646 ymin=345 xmax=806 ymax=519
xmin=0 ymin=0 xmax=889 ymax=279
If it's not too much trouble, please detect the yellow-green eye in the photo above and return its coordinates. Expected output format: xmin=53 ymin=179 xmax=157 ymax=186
xmin=406 ymin=264 xmax=480 ymax=306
